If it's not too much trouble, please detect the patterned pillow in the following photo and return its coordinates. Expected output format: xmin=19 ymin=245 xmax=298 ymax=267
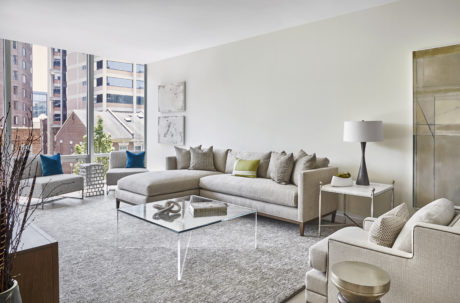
xmin=266 ymin=151 xmax=286 ymax=178
xmin=270 ymin=153 xmax=295 ymax=185
xmin=232 ymin=158 xmax=260 ymax=178
xmin=189 ymin=146 xmax=216 ymax=171
xmin=368 ymin=203 xmax=410 ymax=247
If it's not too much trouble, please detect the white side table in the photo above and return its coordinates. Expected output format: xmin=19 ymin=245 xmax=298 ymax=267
xmin=318 ymin=181 xmax=394 ymax=236
xmin=79 ymin=163 xmax=105 ymax=197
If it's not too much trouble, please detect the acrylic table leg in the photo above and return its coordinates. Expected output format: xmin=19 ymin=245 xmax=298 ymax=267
xmin=177 ymin=234 xmax=181 ymax=280
xmin=116 ymin=210 xmax=119 ymax=249
xmin=254 ymin=212 xmax=258 ymax=249
xmin=177 ymin=232 xmax=192 ymax=281
xmin=318 ymin=182 xmax=323 ymax=237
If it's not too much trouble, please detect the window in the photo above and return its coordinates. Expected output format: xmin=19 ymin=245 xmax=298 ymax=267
xmin=53 ymin=114 xmax=61 ymax=122
xmin=12 ymin=41 xmax=17 ymax=49
xmin=53 ymin=59 xmax=61 ymax=68
xmin=82 ymin=65 xmax=87 ymax=70
xmin=22 ymin=47 xmax=26 ymax=56
xmin=96 ymin=77 xmax=103 ymax=86
xmin=96 ymin=94 xmax=103 ymax=103
xmin=53 ymin=100 xmax=61 ymax=108
xmin=53 ymin=88 xmax=60 ymax=95
xmin=13 ymin=55 xmax=17 ymax=65
xmin=134 ymin=145 xmax=142 ymax=151
xmin=23 ymin=117 xmax=27 ymax=125
xmin=13 ymin=71 xmax=18 ymax=80
xmin=106 ymin=61 xmax=132 ymax=72
xmin=82 ymin=80 xmax=87 ymax=86
xmin=13 ymin=116 xmax=19 ymax=125
xmin=96 ymin=60 xmax=103 ymax=69
xmin=22 ymin=75 xmax=26 ymax=83
xmin=53 ymin=74 xmax=61 ymax=80
xmin=23 ymin=103 xmax=26 ymax=111
xmin=22 ymin=89 xmax=26 ymax=98
xmin=106 ymin=77 xmax=132 ymax=88
xmin=136 ymin=96 xmax=144 ymax=105
xmin=22 ymin=61 xmax=26 ymax=70
xmin=13 ymin=101 xmax=18 ymax=110
xmin=13 ymin=86 xmax=18 ymax=95
xmin=82 ymin=96 xmax=87 ymax=102
xmin=106 ymin=94 xmax=133 ymax=104
xmin=136 ymin=64 xmax=145 ymax=73
xmin=136 ymin=80 xmax=144 ymax=89
xmin=119 ymin=143 xmax=128 ymax=151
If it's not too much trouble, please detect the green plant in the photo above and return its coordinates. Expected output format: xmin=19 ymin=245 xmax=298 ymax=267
xmin=336 ymin=172 xmax=351 ymax=178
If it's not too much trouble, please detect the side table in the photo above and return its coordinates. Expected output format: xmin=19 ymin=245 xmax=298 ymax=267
xmin=318 ymin=181 xmax=394 ymax=236
xmin=331 ymin=261 xmax=390 ymax=303
xmin=79 ymin=163 xmax=105 ymax=197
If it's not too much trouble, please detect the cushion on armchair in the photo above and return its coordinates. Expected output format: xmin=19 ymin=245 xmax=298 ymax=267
xmin=392 ymin=198 xmax=455 ymax=252
xmin=126 ymin=151 xmax=145 ymax=168
xmin=368 ymin=203 xmax=410 ymax=247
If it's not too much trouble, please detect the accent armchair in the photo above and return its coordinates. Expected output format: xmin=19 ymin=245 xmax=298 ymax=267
xmin=106 ymin=151 xmax=148 ymax=193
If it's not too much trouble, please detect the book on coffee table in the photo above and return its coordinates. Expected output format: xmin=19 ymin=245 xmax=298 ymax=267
xmin=188 ymin=196 xmax=227 ymax=217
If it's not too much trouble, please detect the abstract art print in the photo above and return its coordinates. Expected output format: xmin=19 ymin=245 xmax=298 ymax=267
xmin=158 ymin=116 xmax=185 ymax=145
xmin=158 ymin=82 xmax=186 ymax=113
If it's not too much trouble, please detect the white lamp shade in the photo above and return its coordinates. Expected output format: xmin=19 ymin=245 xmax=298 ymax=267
xmin=343 ymin=121 xmax=383 ymax=142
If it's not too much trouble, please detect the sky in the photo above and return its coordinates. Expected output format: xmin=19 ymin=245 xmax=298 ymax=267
xmin=32 ymin=44 xmax=47 ymax=92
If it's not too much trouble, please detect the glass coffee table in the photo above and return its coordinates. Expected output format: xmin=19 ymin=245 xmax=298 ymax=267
xmin=117 ymin=195 xmax=257 ymax=280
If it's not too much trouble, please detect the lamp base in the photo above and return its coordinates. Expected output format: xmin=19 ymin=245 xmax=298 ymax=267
xmin=356 ymin=142 xmax=369 ymax=186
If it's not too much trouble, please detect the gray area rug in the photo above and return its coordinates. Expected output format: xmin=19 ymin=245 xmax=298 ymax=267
xmin=32 ymin=195 xmax=339 ymax=303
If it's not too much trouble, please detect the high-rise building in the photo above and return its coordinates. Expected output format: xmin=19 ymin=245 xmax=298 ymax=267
xmin=33 ymin=91 xmax=47 ymax=117
xmin=0 ymin=40 xmax=33 ymax=126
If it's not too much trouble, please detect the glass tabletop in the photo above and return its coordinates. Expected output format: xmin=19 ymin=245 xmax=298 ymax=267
xmin=117 ymin=195 xmax=256 ymax=233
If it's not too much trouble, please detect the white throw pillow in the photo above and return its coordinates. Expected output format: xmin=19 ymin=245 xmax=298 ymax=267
xmin=392 ymin=198 xmax=455 ymax=252
xmin=368 ymin=203 xmax=410 ymax=247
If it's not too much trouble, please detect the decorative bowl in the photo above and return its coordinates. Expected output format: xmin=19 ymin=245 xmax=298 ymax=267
xmin=331 ymin=176 xmax=353 ymax=187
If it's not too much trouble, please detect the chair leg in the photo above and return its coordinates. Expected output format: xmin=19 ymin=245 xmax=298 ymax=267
xmin=331 ymin=210 xmax=337 ymax=223
xmin=116 ymin=199 xmax=120 ymax=209
xmin=299 ymin=222 xmax=305 ymax=236
xmin=81 ymin=189 xmax=85 ymax=199
xmin=41 ymin=198 xmax=45 ymax=210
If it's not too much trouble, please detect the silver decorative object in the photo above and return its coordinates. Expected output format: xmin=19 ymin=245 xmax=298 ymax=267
xmin=152 ymin=200 xmax=182 ymax=221
xmin=79 ymin=163 xmax=105 ymax=197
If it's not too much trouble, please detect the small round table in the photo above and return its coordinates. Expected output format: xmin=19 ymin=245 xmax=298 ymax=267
xmin=331 ymin=261 xmax=390 ymax=303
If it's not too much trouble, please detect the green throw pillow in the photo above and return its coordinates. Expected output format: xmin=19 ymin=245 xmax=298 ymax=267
xmin=232 ymin=158 xmax=260 ymax=178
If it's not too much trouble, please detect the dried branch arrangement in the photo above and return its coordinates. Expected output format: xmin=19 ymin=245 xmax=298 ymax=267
xmin=0 ymin=115 xmax=39 ymax=292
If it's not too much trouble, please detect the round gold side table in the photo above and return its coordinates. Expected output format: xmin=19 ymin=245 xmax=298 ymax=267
xmin=331 ymin=261 xmax=390 ymax=303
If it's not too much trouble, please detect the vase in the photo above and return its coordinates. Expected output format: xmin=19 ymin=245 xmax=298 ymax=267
xmin=0 ymin=280 xmax=22 ymax=303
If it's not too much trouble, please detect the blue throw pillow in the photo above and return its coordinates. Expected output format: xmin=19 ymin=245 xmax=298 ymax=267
xmin=126 ymin=151 xmax=145 ymax=168
xmin=40 ymin=154 xmax=64 ymax=176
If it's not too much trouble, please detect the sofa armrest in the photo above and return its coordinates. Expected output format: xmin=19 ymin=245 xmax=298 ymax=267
xmin=363 ymin=217 xmax=376 ymax=231
xmin=298 ymin=166 xmax=338 ymax=222
xmin=166 ymin=156 xmax=177 ymax=170
xmin=412 ymin=222 xmax=460 ymax=254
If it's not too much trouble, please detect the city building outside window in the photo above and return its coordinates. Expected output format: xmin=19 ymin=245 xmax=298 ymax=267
xmin=53 ymin=114 xmax=61 ymax=122
xmin=13 ymin=86 xmax=18 ymax=95
xmin=12 ymin=41 xmax=17 ymax=49
xmin=23 ymin=117 xmax=27 ymax=125
xmin=82 ymin=65 xmax=87 ymax=70
xmin=13 ymin=101 xmax=18 ymax=110
xmin=22 ymin=60 xmax=26 ymax=69
xmin=106 ymin=77 xmax=132 ymax=88
xmin=22 ymin=47 xmax=26 ymax=56
xmin=13 ymin=55 xmax=17 ymax=65
xmin=23 ymin=89 xmax=26 ymax=98
xmin=136 ymin=80 xmax=144 ymax=89
xmin=82 ymin=80 xmax=87 ymax=86
xmin=136 ymin=64 xmax=145 ymax=73
xmin=106 ymin=94 xmax=133 ymax=104
xmin=23 ymin=103 xmax=26 ymax=111
xmin=106 ymin=61 xmax=132 ymax=72
xmin=13 ymin=116 xmax=18 ymax=125
xmin=13 ymin=71 xmax=18 ymax=80
xmin=22 ymin=75 xmax=26 ymax=84
xmin=96 ymin=60 xmax=103 ymax=69
xmin=96 ymin=77 xmax=103 ymax=86
xmin=119 ymin=143 xmax=128 ymax=151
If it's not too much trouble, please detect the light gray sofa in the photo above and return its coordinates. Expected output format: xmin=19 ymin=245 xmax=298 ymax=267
xmin=106 ymin=151 xmax=148 ymax=193
xmin=305 ymin=205 xmax=460 ymax=303
xmin=115 ymin=149 xmax=338 ymax=235
xmin=20 ymin=156 xmax=84 ymax=208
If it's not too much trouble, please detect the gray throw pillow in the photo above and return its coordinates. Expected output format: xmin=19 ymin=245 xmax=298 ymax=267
xmin=174 ymin=145 xmax=201 ymax=169
xmin=266 ymin=151 xmax=286 ymax=178
xmin=291 ymin=153 xmax=317 ymax=186
xmin=294 ymin=149 xmax=308 ymax=162
xmin=189 ymin=146 xmax=216 ymax=171
xmin=316 ymin=157 xmax=330 ymax=168
xmin=213 ymin=148 xmax=230 ymax=173
xmin=270 ymin=153 xmax=294 ymax=185
xmin=368 ymin=203 xmax=410 ymax=247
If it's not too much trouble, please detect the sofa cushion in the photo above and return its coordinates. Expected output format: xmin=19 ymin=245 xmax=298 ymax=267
xmin=291 ymin=153 xmax=316 ymax=186
xmin=189 ymin=146 xmax=216 ymax=171
xmin=21 ymin=174 xmax=83 ymax=198
xmin=106 ymin=168 xmax=149 ymax=185
xmin=174 ymin=145 xmax=201 ymax=169
xmin=266 ymin=151 xmax=285 ymax=178
xmin=199 ymin=174 xmax=298 ymax=207
xmin=368 ymin=203 xmax=410 ymax=247
xmin=232 ymin=158 xmax=260 ymax=178
xmin=117 ymin=170 xmax=221 ymax=196
xmin=270 ymin=153 xmax=294 ymax=184
xmin=225 ymin=151 xmax=271 ymax=178
xmin=393 ymin=198 xmax=455 ymax=252
xmin=309 ymin=227 xmax=367 ymax=272
xmin=213 ymin=148 xmax=230 ymax=173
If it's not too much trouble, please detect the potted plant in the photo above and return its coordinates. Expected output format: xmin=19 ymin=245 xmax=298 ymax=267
xmin=0 ymin=116 xmax=39 ymax=303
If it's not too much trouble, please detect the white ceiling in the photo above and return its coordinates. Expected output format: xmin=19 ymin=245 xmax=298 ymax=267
xmin=0 ymin=0 xmax=395 ymax=63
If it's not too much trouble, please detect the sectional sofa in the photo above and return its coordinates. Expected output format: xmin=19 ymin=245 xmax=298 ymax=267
xmin=115 ymin=149 xmax=338 ymax=235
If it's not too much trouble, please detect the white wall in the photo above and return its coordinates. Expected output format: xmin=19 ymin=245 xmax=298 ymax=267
xmin=147 ymin=0 xmax=460 ymax=217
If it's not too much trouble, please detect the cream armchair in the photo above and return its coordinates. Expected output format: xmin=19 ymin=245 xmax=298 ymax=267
xmin=306 ymin=208 xmax=460 ymax=303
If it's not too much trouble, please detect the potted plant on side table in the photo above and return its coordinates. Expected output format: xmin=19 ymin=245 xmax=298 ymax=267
xmin=0 ymin=117 xmax=39 ymax=303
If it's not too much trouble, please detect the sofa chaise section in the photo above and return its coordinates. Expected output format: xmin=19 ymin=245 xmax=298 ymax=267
xmin=115 ymin=170 xmax=221 ymax=208
xmin=106 ymin=151 xmax=148 ymax=192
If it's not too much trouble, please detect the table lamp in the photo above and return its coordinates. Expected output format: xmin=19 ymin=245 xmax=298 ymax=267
xmin=343 ymin=121 xmax=383 ymax=185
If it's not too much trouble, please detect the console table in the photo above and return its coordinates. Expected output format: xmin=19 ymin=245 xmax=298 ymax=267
xmin=318 ymin=181 xmax=394 ymax=236
xmin=13 ymin=224 xmax=59 ymax=303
